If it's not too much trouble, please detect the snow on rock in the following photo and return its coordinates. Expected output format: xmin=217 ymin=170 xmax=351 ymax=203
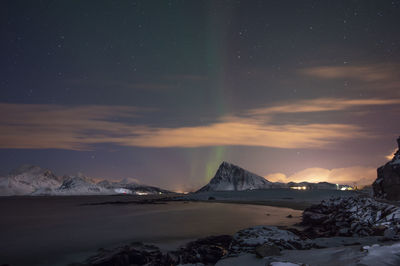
xmin=359 ymin=242 xmax=400 ymax=266
xmin=197 ymin=161 xmax=278 ymax=192
xmin=97 ymin=179 xmax=171 ymax=195
xmin=231 ymin=226 xmax=314 ymax=253
xmin=113 ymin=188 xmax=133 ymax=194
xmin=56 ymin=174 xmax=111 ymax=195
xmin=373 ymin=136 xmax=400 ymax=200
xmin=302 ymin=196 xmax=400 ymax=238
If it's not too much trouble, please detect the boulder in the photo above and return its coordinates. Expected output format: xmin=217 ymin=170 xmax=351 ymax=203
xmin=373 ymin=136 xmax=400 ymax=200
xmin=255 ymin=243 xmax=281 ymax=257
xmin=177 ymin=235 xmax=232 ymax=264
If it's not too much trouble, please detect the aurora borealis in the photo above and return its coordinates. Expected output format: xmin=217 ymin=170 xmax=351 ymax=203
xmin=1 ymin=1 xmax=400 ymax=191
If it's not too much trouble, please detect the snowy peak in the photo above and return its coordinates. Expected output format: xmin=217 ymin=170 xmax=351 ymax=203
xmin=9 ymin=164 xmax=61 ymax=181
xmin=56 ymin=175 xmax=107 ymax=195
xmin=0 ymin=165 xmax=62 ymax=196
xmin=10 ymin=164 xmax=48 ymax=176
xmin=0 ymin=164 xmax=173 ymax=196
xmin=198 ymin=161 xmax=272 ymax=192
xmin=59 ymin=175 xmax=95 ymax=190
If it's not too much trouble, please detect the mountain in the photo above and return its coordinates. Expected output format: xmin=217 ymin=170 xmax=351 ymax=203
xmin=0 ymin=165 xmax=63 ymax=196
xmin=197 ymin=162 xmax=353 ymax=192
xmin=55 ymin=174 xmax=111 ymax=195
xmin=97 ymin=179 xmax=171 ymax=195
xmin=197 ymin=161 xmax=279 ymax=192
xmin=373 ymin=136 xmax=400 ymax=200
xmin=0 ymin=165 xmax=172 ymax=196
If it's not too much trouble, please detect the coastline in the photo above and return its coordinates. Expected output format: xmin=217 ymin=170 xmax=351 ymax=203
xmin=0 ymin=197 xmax=301 ymax=266
xmin=72 ymin=195 xmax=400 ymax=266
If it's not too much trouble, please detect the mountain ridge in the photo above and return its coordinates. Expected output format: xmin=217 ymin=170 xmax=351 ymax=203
xmin=0 ymin=164 xmax=171 ymax=196
xmin=197 ymin=161 xmax=352 ymax=192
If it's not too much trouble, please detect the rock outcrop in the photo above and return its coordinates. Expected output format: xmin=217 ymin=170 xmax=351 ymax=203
xmin=231 ymin=226 xmax=315 ymax=253
xmin=373 ymin=136 xmax=400 ymax=200
xmin=301 ymin=197 xmax=400 ymax=238
xmin=75 ymin=235 xmax=233 ymax=266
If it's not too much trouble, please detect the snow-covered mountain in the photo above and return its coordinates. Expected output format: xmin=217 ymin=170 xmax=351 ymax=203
xmin=97 ymin=178 xmax=171 ymax=195
xmin=0 ymin=165 xmax=63 ymax=196
xmin=197 ymin=162 xmax=351 ymax=192
xmin=54 ymin=174 xmax=111 ymax=195
xmin=198 ymin=161 xmax=281 ymax=192
xmin=0 ymin=165 xmax=171 ymax=196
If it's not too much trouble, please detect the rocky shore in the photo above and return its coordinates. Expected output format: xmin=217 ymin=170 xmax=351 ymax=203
xmin=373 ymin=136 xmax=400 ymax=201
xmin=71 ymin=195 xmax=400 ymax=266
xmin=302 ymin=196 xmax=400 ymax=239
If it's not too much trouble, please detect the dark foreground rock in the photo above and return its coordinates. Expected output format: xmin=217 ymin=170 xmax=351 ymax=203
xmin=71 ymin=242 xmax=168 ymax=266
xmin=72 ymin=235 xmax=232 ymax=266
xmin=301 ymin=196 xmax=400 ymax=238
xmin=373 ymin=136 xmax=400 ymax=200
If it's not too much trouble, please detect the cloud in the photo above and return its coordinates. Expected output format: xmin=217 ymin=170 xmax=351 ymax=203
xmin=300 ymin=64 xmax=400 ymax=92
xmin=0 ymin=96 xmax=397 ymax=150
xmin=300 ymin=64 xmax=398 ymax=82
xmin=120 ymin=119 xmax=361 ymax=148
xmin=248 ymin=98 xmax=400 ymax=115
xmin=265 ymin=166 xmax=377 ymax=188
xmin=385 ymin=149 xmax=397 ymax=160
xmin=0 ymin=103 xmax=144 ymax=150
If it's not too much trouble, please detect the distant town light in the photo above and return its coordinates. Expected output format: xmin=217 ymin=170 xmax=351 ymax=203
xmin=135 ymin=191 xmax=149 ymax=195
xmin=340 ymin=186 xmax=354 ymax=191
xmin=290 ymin=186 xmax=307 ymax=190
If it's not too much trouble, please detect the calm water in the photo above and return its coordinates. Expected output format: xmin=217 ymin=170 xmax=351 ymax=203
xmin=0 ymin=196 xmax=301 ymax=266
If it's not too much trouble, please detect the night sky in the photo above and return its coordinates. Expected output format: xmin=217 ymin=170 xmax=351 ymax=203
xmin=1 ymin=1 xmax=400 ymax=191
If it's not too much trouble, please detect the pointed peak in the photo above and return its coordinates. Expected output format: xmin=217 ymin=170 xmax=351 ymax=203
xmin=219 ymin=161 xmax=238 ymax=168
xmin=9 ymin=164 xmax=50 ymax=176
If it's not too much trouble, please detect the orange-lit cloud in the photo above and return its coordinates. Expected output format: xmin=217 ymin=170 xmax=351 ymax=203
xmin=300 ymin=64 xmax=400 ymax=92
xmin=248 ymin=98 xmax=400 ymax=115
xmin=300 ymin=64 xmax=398 ymax=82
xmin=265 ymin=166 xmax=377 ymax=188
xmin=385 ymin=149 xmax=397 ymax=160
xmin=119 ymin=120 xmax=361 ymax=148
xmin=0 ymin=103 xmax=145 ymax=150
xmin=0 ymin=96 xmax=397 ymax=150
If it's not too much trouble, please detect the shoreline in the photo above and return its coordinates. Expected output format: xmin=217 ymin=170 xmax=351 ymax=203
xmin=72 ymin=195 xmax=400 ymax=266
xmin=0 ymin=198 xmax=300 ymax=266
xmin=174 ymin=199 xmax=311 ymax=210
